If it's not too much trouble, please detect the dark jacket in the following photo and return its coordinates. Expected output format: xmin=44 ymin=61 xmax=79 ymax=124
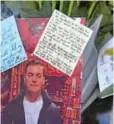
xmin=2 ymin=91 xmax=62 ymax=124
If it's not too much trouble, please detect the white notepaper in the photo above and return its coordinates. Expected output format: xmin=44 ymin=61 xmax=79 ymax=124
xmin=97 ymin=37 xmax=114 ymax=92
xmin=0 ymin=16 xmax=28 ymax=72
xmin=34 ymin=10 xmax=93 ymax=76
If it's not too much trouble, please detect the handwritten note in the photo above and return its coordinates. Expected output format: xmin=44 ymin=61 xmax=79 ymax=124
xmin=97 ymin=37 xmax=114 ymax=92
xmin=0 ymin=16 xmax=28 ymax=72
xmin=34 ymin=10 xmax=93 ymax=76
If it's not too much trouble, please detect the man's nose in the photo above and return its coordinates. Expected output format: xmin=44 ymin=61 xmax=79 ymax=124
xmin=32 ymin=76 xmax=37 ymax=83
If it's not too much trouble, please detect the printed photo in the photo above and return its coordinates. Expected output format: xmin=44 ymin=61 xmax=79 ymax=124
xmin=1 ymin=18 xmax=82 ymax=124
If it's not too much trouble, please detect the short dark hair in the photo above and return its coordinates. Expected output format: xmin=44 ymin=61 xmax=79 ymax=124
xmin=25 ymin=60 xmax=45 ymax=76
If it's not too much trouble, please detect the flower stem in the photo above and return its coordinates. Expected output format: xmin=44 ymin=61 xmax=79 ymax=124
xmin=59 ymin=0 xmax=64 ymax=12
xmin=52 ymin=0 xmax=56 ymax=11
xmin=68 ymin=0 xmax=74 ymax=16
xmin=38 ymin=0 xmax=43 ymax=9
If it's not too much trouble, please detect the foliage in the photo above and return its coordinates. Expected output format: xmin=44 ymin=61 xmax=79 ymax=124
xmin=3 ymin=0 xmax=113 ymax=49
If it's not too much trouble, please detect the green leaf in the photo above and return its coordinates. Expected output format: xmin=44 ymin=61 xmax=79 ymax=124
xmin=100 ymin=24 xmax=113 ymax=33
xmin=20 ymin=1 xmax=52 ymax=18
xmin=87 ymin=1 xmax=98 ymax=19
xmin=108 ymin=5 xmax=113 ymax=12
xmin=99 ymin=1 xmax=111 ymax=15
xmin=5 ymin=1 xmax=20 ymax=8
xmin=86 ymin=5 xmax=97 ymax=26
xmin=62 ymin=1 xmax=70 ymax=15
xmin=71 ymin=6 xmax=88 ymax=17
xmin=94 ymin=1 xmax=111 ymax=17
xmin=96 ymin=32 xmax=112 ymax=49
xmin=20 ymin=8 xmax=40 ymax=18
xmin=108 ymin=1 xmax=113 ymax=6
xmin=5 ymin=1 xmax=38 ymax=9
xmin=100 ymin=14 xmax=113 ymax=27
xmin=38 ymin=1 xmax=52 ymax=17
xmin=87 ymin=1 xmax=113 ymax=29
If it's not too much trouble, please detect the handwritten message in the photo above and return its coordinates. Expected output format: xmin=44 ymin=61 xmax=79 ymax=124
xmin=34 ymin=10 xmax=93 ymax=76
xmin=97 ymin=37 xmax=114 ymax=92
xmin=0 ymin=16 xmax=27 ymax=72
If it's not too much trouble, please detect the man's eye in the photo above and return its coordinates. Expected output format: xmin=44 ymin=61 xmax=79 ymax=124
xmin=36 ymin=75 xmax=41 ymax=78
xmin=28 ymin=74 xmax=33 ymax=77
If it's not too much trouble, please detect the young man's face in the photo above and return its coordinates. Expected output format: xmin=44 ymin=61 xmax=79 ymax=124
xmin=24 ymin=64 xmax=45 ymax=93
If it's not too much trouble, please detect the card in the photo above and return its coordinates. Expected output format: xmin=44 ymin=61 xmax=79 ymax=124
xmin=34 ymin=10 xmax=93 ymax=76
xmin=97 ymin=37 xmax=114 ymax=92
xmin=0 ymin=16 xmax=28 ymax=72
xmin=1 ymin=17 xmax=85 ymax=124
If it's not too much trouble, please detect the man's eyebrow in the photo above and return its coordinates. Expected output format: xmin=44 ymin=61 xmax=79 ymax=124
xmin=27 ymin=72 xmax=33 ymax=75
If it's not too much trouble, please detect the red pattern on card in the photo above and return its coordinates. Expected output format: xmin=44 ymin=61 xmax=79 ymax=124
xmin=1 ymin=18 xmax=85 ymax=124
